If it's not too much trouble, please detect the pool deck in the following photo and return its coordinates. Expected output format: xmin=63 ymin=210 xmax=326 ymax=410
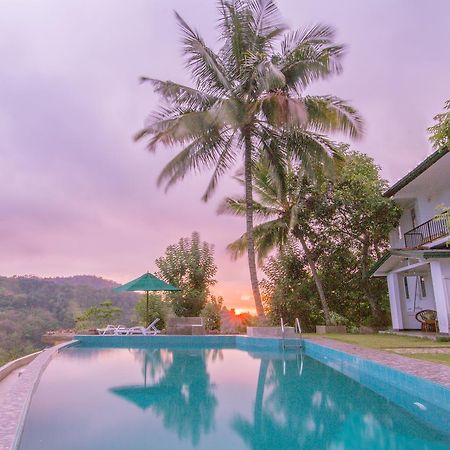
xmin=0 ymin=342 xmax=75 ymax=450
xmin=306 ymin=336 xmax=450 ymax=388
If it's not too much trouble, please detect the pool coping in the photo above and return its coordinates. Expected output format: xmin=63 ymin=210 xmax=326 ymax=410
xmin=0 ymin=341 xmax=76 ymax=450
xmin=2 ymin=335 xmax=450 ymax=449
xmin=305 ymin=337 xmax=450 ymax=388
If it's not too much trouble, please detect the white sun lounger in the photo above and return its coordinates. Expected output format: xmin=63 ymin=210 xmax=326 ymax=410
xmin=96 ymin=324 xmax=127 ymax=335
xmin=119 ymin=318 xmax=161 ymax=336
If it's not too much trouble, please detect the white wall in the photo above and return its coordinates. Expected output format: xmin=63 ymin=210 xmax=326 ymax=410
xmin=414 ymin=188 xmax=450 ymax=224
xmin=389 ymin=185 xmax=450 ymax=248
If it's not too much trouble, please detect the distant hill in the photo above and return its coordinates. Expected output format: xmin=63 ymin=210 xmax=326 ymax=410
xmin=48 ymin=275 xmax=119 ymax=290
xmin=0 ymin=275 xmax=139 ymax=365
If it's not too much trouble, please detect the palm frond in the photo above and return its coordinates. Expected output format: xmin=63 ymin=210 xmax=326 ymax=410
xmin=227 ymin=219 xmax=288 ymax=265
xmin=175 ymin=12 xmax=232 ymax=95
xmin=202 ymin=132 xmax=239 ymax=201
xmin=156 ymin=129 xmax=232 ymax=191
xmin=135 ymin=107 xmax=223 ymax=151
xmin=218 ymin=196 xmax=277 ymax=218
xmin=140 ymin=78 xmax=218 ymax=110
xmin=279 ymin=24 xmax=345 ymax=91
xmin=304 ymin=95 xmax=364 ymax=138
xmin=248 ymin=0 xmax=286 ymax=48
xmin=284 ymin=129 xmax=341 ymax=182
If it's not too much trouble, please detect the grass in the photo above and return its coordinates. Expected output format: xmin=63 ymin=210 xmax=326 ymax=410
xmin=303 ymin=333 xmax=450 ymax=366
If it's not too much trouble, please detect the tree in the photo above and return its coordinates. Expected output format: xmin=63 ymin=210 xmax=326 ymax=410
xmin=201 ymin=295 xmax=224 ymax=331
xmin=135 ymin=0 xmax=363 ymax=320
xmin=75 ymin=301 xmax=122 ymax=330
xmin=156 ymin=232 xmax=217 ymax=316
xmin=427 ymin=100 xmax=450 ymax=149
xmin=260 ymin=241 xmax=322 ymax=330
xmin=135 ymin=294 xmax=171 ymax=330
xmin=223 ymin=150 xmax=400 ymax=326
xmin=326 ymin=151 xmax=401 ymax=322
xmin=219 ymin=158 xmax=336 ymax=324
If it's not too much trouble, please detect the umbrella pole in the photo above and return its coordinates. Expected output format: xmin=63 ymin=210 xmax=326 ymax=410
xmin=146 ymin=291 xmax=149 ymax=327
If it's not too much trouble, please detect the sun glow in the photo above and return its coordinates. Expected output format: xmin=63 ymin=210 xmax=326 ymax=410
xmin=233 ymin=307 xmax=256 ymax=315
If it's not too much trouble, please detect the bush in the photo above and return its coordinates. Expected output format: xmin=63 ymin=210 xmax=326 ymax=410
xmin=76 ymin=301 xmax=122 ymax=330
xmin=135 ymin=294 xmax=171 ymax=330
xmin=201 ymin=296 xmax=223 ymax=331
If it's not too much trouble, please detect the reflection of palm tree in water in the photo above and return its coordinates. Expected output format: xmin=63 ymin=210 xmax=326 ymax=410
xmin=232 ymin=358 xmax=302 ymax=449
xmin=233 ymin=355 xmax=447 ymax=450
xmin=112 ymin=348 xmax=217 ymax=446
xmin=129 ymin=348 xmax=173 ymax=386
xmin=232 ymin=355 xmax=359 ymax=449
xmin=151 ymin=349 xmax=217 ymax=446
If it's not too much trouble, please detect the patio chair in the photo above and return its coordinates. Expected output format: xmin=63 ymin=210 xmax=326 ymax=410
xmin=96 ymin=324 xmax=127 ymax=335
xmin=120 ymin=318 xmax=161 ymax=336
xmin=415 ymin=310 xmax=438 ymax=332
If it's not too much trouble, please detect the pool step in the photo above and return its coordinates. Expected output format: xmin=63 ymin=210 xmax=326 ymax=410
xmin=282 ymin=343 xmax=303 ymax=349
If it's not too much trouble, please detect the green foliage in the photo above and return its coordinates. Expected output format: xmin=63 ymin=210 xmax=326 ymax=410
xmin=427 ymin=100 xmax=450 ymax=149
xmin=261 ymin=241 xmax=324 ymax=331
xmin=76 ymin=301 xmax=122 ymax=330
xmin=201 ymin=295 xmax=223 ymax=331
xmin=256 ymin=150 xmax=400 ymax=329
xmin=135 ymin=294 xmax=171 ymax=330
xmin=0 ymin=275 xmax=138 ymax=365
xmin=136 ymin=1 xmax=363 ymax=318
xmin=156 ymin=232 xmax=217 ymax=317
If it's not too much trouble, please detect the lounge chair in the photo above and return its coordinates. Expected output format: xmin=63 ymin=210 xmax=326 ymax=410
xmin=96 ymin=324 xmax=126 ymax=335
xmin=118 ymin=318 xmax=161 ymax=336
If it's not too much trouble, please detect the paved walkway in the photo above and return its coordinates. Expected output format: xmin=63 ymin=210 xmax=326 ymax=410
xmin=0 ymin=342 xmax=74 ymax=450
xmin=306 ymin=337 xmax=450 ymax=388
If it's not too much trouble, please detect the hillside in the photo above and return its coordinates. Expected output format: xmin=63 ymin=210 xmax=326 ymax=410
xmin=0 ymin=275 xmax=139 ymax=365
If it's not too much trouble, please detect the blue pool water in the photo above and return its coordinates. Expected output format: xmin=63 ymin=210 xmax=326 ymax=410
xmin=19 ymin=343 xmax=450 ymax=450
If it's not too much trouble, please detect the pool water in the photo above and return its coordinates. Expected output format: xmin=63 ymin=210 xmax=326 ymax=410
xmin=19 ymin=346 xmax=450 ymax=450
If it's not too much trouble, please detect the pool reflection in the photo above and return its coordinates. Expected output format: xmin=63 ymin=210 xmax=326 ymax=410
xmin=232 ymin=354 xmax=450 ymax=450
xmin=19 ymin=347 xmax=450 ymax=450
xmin=109 ymin=348 xmax=218 ymax=446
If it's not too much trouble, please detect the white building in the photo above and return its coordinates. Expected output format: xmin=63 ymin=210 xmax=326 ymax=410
xmin=371 ymin=148 xmax=450 ymax=334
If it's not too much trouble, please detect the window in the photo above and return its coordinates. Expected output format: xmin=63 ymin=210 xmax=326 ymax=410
xmin=404 ymin=277 xmax=410 ymax=299
xmin=419 ymin=276 xmax=427 ymax=298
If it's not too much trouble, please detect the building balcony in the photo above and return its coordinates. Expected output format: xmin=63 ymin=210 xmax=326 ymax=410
xmin=404 ymin=210 xmax=450 ymax=249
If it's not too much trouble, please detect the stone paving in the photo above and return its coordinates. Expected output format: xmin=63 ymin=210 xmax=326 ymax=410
xmin=0 ymin=342 xmax=75 ymax=450
xmin=307 ymin=337 xmax=450 ymax=388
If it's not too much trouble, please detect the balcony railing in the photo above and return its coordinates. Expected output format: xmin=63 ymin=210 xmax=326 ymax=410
xmin=404 ymin=210 xmax=450 ymax=248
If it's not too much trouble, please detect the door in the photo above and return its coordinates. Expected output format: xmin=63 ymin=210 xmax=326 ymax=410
xmin=401 ymin=275 xmax=435 ymax=329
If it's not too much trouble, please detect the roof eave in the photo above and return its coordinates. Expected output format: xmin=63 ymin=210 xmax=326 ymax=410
xmin=383 ymin=146 xmax=449 ymax=198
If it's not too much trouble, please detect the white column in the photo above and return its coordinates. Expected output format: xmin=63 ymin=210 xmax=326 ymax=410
xmin=430 ymin=261 xmax=450 ymax=335
xmin=387 ymin=273 xmax=404 ymax=330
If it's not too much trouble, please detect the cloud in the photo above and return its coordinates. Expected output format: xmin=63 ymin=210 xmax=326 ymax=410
xmin=0 ymin=0 xmax=449 ymax=309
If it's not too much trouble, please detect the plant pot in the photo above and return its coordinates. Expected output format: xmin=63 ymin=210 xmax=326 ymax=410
xmin=315 ymin=325 xmax=346 ymax=334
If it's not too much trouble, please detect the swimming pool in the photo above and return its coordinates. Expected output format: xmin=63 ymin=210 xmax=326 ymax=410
xmin=17 ymin=337 xmax=450 ymax=450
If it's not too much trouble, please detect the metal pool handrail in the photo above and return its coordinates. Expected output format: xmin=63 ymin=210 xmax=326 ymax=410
xmin=295 ymin=318 xmax=303 ymax=338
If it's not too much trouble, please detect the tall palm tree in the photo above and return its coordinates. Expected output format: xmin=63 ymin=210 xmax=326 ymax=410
xmin=135 ymin=0 xmax=363 ymax=320
xmin=219 ymin=159 xmax=335 ymax=324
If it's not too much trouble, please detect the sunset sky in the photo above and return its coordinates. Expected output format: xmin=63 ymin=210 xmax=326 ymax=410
xmin=1 ymin=0 xmax=449 ymax=312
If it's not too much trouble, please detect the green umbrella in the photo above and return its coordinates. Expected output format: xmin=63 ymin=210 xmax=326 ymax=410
xmin=114 ymin=272 xmax=180 ymax=326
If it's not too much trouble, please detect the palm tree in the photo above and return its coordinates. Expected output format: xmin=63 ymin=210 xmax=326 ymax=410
xmin=219 ymin=159 xmax=335 ymax=324
xmin=135 ymin=0 xmax=363 ymax=320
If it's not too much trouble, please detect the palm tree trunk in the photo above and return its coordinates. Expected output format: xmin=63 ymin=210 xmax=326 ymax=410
xmin=243 ymin=128 xmax=266 ymax=321
xmin=295 ymin=231 xmax=332 ymax=325
xmin=254 ymin=359 xmax=269 ymax=432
